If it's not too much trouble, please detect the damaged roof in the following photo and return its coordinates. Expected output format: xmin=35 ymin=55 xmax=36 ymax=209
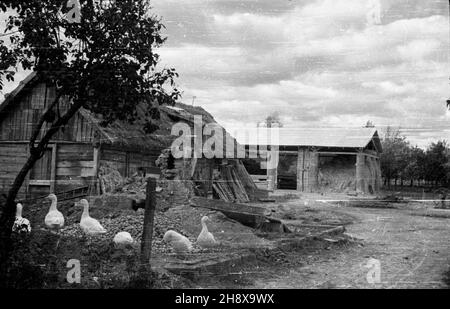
xmin=80 ymin=102 xmax=220 ymax=150
xmin=0 ymin=72 xmax=235 ymax=152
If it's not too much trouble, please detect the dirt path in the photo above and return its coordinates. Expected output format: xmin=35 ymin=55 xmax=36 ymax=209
xmin=250 ymin=205 xmax=450 ymax=289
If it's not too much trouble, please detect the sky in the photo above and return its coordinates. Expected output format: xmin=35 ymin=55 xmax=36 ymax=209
xmin=0 ymin=0 xmax=449 ymax=148
xmin=150 ymin=0 xmax=450 ymax=148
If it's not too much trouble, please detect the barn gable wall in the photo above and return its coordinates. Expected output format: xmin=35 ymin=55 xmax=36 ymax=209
xmin=0 ymin=143 xmax=29 ymax=198
xmin=0 ymin=82 xmax=97 ymax=143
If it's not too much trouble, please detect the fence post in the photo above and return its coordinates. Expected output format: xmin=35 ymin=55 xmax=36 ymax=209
xmin=140 ymin=177 xmax=157 ymax=266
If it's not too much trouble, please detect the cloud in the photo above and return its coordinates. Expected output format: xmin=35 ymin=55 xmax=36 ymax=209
xmin=1 ymin=0 xmax=448 ymax=149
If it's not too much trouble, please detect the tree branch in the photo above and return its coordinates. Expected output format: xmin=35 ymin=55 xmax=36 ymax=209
xmin=37 ymin=100 xmax=83 ymax=151
xmin=29 ymin=90 xmax=63 ymax=149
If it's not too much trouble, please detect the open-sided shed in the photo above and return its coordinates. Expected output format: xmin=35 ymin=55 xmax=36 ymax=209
xmin=239 ymin=127 xmax=383 ymax=194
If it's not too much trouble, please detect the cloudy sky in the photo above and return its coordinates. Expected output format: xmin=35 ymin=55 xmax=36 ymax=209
xmin=1 ymin=0 xmax=449 ymax=148
xmin=150 ymin=0 xmax=450 ymax=148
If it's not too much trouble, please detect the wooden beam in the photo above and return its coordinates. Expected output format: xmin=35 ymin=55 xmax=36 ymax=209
xmin=92 ymin=146 xmax=100 ymax=195
xmin=29 ymin=180 xmax=51 ymax=186
xmin=317 ymin=151 xmax=379 ymax=159
xmin=50 ymin=143 xmax=57 ymax=193
xmin=140 ymin=178 xmax=157 ymax=266
xmin=190 ymin=196 xmax=268 ymax=216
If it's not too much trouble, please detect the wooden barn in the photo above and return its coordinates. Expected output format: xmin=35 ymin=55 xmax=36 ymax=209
xmin=239 ymin=127 xmax=383 ymax=194
xmin=0 ymin=72 xmax=257 ymax=203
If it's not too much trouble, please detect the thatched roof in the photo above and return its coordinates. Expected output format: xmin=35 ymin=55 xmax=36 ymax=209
xmin=0 ymin=72 xmax=233 ymax=153
xmin=80 ymin=102 xmax=223 ymax=152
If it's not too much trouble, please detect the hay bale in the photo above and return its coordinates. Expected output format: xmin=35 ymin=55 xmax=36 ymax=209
xmin=99 ymin=162 xmax=124 ymax=194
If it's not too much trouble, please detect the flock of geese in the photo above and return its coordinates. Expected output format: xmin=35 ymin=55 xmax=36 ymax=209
xmin=12 ymin=194 xmax=218 ymax=255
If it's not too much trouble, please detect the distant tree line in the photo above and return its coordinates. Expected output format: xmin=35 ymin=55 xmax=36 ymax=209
xmin=380 ymin=127 xmax=449 ymax=188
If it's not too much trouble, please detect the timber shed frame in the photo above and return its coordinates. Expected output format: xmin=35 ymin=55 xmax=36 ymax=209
xmin=239 ymin=127 xmax=383 ymax=194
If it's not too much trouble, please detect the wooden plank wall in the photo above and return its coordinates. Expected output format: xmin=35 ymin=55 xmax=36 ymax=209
xmin=0 ymin=143 xmax=29 ymax=198
xmin=193 ymin=158 xmax=214 ymax=196
xmin=0 ymin=142 xmax=97 ymax=197
xmin=55 ymin=143 xmax=95 ymax=192
xmin=0 ymin=82 xmax=96 ymax=143
xmin=100 ymin=146 xmax=159 ymax=178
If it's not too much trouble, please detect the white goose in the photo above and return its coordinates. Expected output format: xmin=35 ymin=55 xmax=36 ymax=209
xmin=163 ymin=230 xmax=193 ymax=256
xmin=77 ymin=199 xmax=107 ymax=236
xmin=12 ymin=203 xmax=31 ymax=234
xmin=196 ymin=216 xmax=218 ymax=248
xmin=45 ymin=194 xmax=65 ymax=232
xmin=113 ymin=232 xmax=134 ymax=249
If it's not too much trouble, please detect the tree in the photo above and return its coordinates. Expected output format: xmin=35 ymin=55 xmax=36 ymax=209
xmin=0 ymin=0 xmax=180 ymax=280
xmin=380 ymin=126 xmax=410 ymax=187
xmin=404 ymin=146 xmax=425 ymax=186
xmin=260 ymin=111 xmax=283 ymax=128
xmin=424 ymin=140 xmax=449 ymax=186
xmin=364 ymin=120 xmax=375 ymax=128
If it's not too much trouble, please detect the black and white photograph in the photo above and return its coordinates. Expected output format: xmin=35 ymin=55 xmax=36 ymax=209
xmin=0 ymin=0 xmax=449 ymax=293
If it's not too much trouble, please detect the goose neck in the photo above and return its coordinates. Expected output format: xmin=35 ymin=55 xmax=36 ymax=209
xmin=50 ymin=199 xmax=57 ymax=211
xmin=201 ymin=220 xmax=208 ymax=232
xmin=16 ymin=204 xmax=23 ymax=218
xmin=81 ymin=204 xmax=90 ymax=219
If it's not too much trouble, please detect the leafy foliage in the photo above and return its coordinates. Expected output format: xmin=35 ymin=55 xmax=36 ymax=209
xmin=381 ymin=127 xmax=449 ymax=186
xmin=262 ymin=111 xmax=283 ymax=128
xmin=0 ymin=1 xmax=181 ymax=275
xmin=380 ymin=127 xmax=410 ymax=183
xmin=0 ymin=0 xmax=181 ymax=132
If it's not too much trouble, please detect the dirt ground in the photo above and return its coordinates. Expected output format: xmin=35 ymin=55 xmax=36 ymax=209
xmin=192 ymin=193 xmax=450 ymax=289
xmin=5 ymin=191 xmax=450 ymax=289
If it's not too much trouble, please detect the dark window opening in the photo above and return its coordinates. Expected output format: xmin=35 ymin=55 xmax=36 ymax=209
xmin=167 ymin=152 xmax=175 ymax=169
xmin=242 ymin=158 xmax=266 ymax=175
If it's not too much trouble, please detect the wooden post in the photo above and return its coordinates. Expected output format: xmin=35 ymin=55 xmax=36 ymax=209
xmin=50 ymin=144 xmax=57 ymax=194
xmin=356 ymin=152 xmax=365 ymax=193
xmin=297 ymin=148 xmax=304 ymax=192
xmin=92 ymin=146 xmax=100 ymax=195
xmin=309 ymin=150 xmax=319 ymax=192
xmin=140 ymin=177 xmax=157 ymax=266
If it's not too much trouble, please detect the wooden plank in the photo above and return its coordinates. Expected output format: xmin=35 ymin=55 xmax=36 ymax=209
xmin=58 ymin=145 xmax=93 ymax=161
xmin=212 ymin=183 xmax=229 ymax=202
xmin=54 ymin=179 xmax=87 ymax=186
xmin=58 ymin=143 xmax=93 ymax=153
xmin=0 ymin=149 xmax=30 ymax=157
xmin=57 ymin=161 xmax=95 ymax=168
xmin=101 ymin=150 xmax=126 ymax=162
xmin=231 ymin=167 xmax=250 ymax=202
xmin=190 ymin=196 xmax=268 ymax=217
xmin=0 ymin=164 xmax=26 ymax=172
xmin=317 ymin=151 xmax=379 ymax=159
xmin=50 ymin=144 xmax=57 ymax=193
xmin=225 ymin=166 xmax=246 ymax=202
xmin=29 ymin=180 xmax=51 ymax=186
xmin=56 ymin=167 xmax=94 ymax=176
xmin=0 ymin=157 xmax=28 ymax=165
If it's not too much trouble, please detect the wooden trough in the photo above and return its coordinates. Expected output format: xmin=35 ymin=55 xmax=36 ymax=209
xmin=190 ymin=196 xmax=290 ymax=233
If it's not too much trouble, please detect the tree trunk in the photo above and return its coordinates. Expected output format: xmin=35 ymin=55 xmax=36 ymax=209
xmin=0 ymin=100 xmax=82 ymax=285
xmin=0 ymin=151 xmax=42 ymax=286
